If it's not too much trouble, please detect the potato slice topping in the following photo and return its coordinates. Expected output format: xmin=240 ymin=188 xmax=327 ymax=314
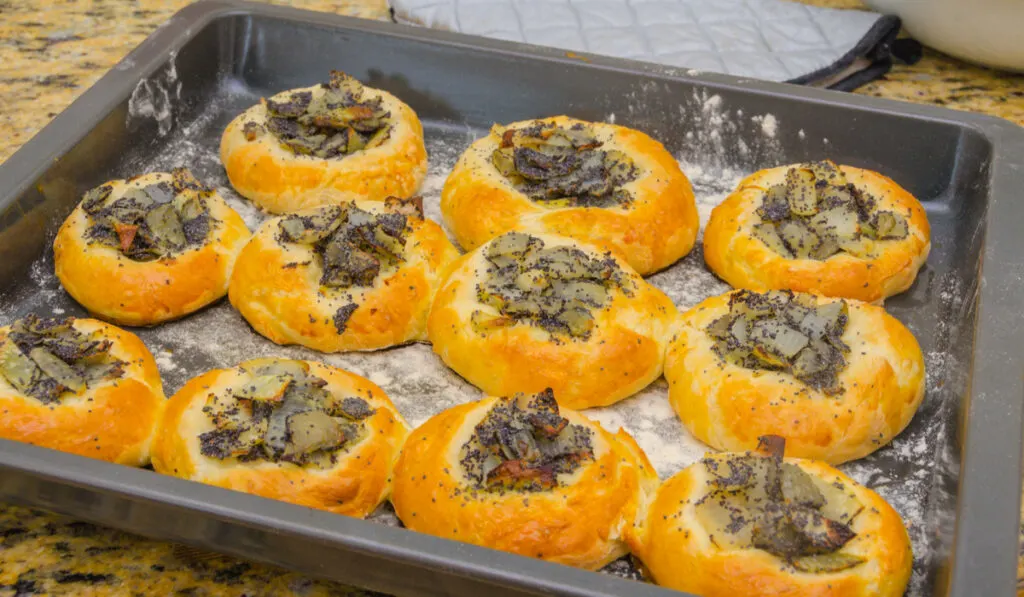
xmin=695 ymin=436 xmax=865 ymax=571
xmin=260 ymin=71 xmax=392 ymax=159
xmin=753 ymin=160 xmax=910 ymax=260
xmin=199 ymin=361 xmax=376 ymax=468
xmin=473 ymin=232 xmax=630 ymax=340
xmin=0 ymin=315 xmax=125 ymax=404
xmin=83 ymin=168 xmax=215 ymax=261
xmin=490 ymin=122 xmax=637 ymax=209
xmin=459 ymin=389 xmax=595 ymax=493
xmin=705 ymin=290 xmax=849 ymax=394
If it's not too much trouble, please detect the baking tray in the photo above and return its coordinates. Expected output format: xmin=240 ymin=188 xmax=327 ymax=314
xmin=1 ymin=1 xmax=1023 ymax=595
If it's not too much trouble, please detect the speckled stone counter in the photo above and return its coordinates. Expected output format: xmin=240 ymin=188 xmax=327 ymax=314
xmin=1 ymin=0 xmax=1022 ymax=595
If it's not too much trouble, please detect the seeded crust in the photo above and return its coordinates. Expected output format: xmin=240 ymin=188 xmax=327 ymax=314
xmin=426 ymin=232 xmax=677 ymax=409
xmin=228 ymin=197 xmax=459 ymax=353
xmin=0 ymin=318 xmax=165 ymax=466
xmin=151 ymin=359 xmax=409 ymax=518
xmin=220 ymin=83 xmax=427 ymax=214
xmin=628 ymin=453 xmax=912 ymax=597
xmin=703 ymin=164 xmax=930 ymax=303
xmin=392 ymin=395 xmax=657 ymax=570
xmin=441 ymin=115 xmax=699 ymax=276
xmin=53 ymin=172 xmax=251 ymax=327
xmin=664 ymin=290 xmax=926 ymax=464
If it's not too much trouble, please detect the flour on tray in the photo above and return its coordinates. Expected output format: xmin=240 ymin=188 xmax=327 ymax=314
xmin=0 ymin=89 xmax=949 ymax=595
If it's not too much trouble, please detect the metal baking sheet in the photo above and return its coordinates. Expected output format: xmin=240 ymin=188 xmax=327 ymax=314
xmin=1 ymin=1 xmax=1023 ymax=595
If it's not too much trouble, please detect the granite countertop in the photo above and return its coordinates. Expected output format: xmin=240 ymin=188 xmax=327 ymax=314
xmin=1 ymin=0 xmax=1022 ymax=595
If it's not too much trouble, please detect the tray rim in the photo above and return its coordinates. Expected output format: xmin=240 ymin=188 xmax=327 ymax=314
xmin=1 ymin=1 xmax=1023 ymax=596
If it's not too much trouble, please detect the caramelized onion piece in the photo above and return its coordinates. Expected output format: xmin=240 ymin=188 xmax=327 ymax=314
xmin=233 ymin=375 xmax=291 ymax=403
xmin=279 ymin=206 xmax=344 ymax=244
xmin=752 ymin=222 xmax=792 ymax=257
xmin=785 ymin=168 xmax=818 ymax=216
xmin=0 ymin=342 xmax=41 ymax=395
xmin=791 ymin=552 xmax=866 ymax=573
xmin=28 ymin=347 xmax=85 ymax=394
xmin=285 ymin=410 xmax=346 ymax=456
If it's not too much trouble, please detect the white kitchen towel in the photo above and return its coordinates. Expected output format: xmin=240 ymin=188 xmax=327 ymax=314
xmin=389 ymin=0 xmax=905 ymax=90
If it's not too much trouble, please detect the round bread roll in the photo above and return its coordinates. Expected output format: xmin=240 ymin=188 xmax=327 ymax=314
xmin=0 ymin=314 xmax=165 ymax=466
xmin=392 ymin=389 xmax=657 ymax=570
xmin=665 ymin=289 xmax=925 ymax=464
xmin=703 ymin=160 xmax=930 ymax=302
xmin=152 ymin=358 xmax=409 ymax=518
xmin=441 ymin=115 xmax=698 ymax=275
xmin=427 ymin=231 xmax=677 ymax=409
xmin=220 ymin=70 xmax=427 ymax=214
xmin=629 ymin=438 xmax=913 ymax=597
xmin=53 ymin=169 xmax=251 ymax=327
xmin=229 ymin=196 xmax=459 ymax=353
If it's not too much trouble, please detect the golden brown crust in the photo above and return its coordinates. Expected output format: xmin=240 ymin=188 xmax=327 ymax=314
xmin=629 ymin=453 xmax=912 ymax=597
xmin=220 ymin=85 xmax=427 ymax=214
xmin=664 ymin=291 xmax=926 ymax=464
xmin=228 ymin=200 xmax=459 ymax=353
xmin=440 ymin=115 xmax=698 ymax=275
xmin=426 ymin=233 xmax=677 ymax=409
xmin=151 ymin=359 xmax=410 ymax=518
xmin=391 ymin=396 xmax=658 ymax=570
xmin=703 ymin=165 xmax=931 ymax=302
xmin=53 ymin=172 xmax=251 ymax=327
xmin=0 ymin=318 xmax=165 ymax=466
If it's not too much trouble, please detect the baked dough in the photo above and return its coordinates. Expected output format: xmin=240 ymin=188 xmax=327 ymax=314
xmin=0 ymin=314 xmax=165 ymax=466
xmin=53 ymin=169 xmax=251 ymax=327
xmin=152 ymin=358 xmax=409 ymax=518
xmin=629 ymin=439 xmax=913 ymax=597
xmin=391 ymin=389 xmax=657 ymax=570
xmin=229 ymin=196 xmax=459 ymax=352
xmin=665 ymin=289 xmax=925 ymax=464
xmin=220 ymin=71 xmax=427 ymax=214
xmin=703 ymin=161 xmax=930 ymax=302
xmin=440 ymin=115 xmax=698 ymax=275
xmin=427 ymin=231 xmax=677 ymax=409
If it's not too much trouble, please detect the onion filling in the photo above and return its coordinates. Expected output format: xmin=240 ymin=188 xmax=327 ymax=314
xmin=706 ymin=290 xmax=850 ymax=394
xmin=473 ymin=232 xmax=631 ymax=340
xmin=458 ymin=388 xmax=594 ymax=493
xmin=695 ymin=436 xmax=866 ymax=573
xmin=490 ymin=122 xmax=637 ymax=208
xmin=198 ymin=361 xmax=375 ymax=468
xmin=276 ymin=197 xmax=419 ymax=334
xmin=752 ymin=160 xmax=910 ymax=260
xmin=0 ymin=315 xmax=125 ymax=404
xmin=83 ymin=168 xmax=214 ymax=261
xmin=249 ymin=71 xmax=392 ymax=159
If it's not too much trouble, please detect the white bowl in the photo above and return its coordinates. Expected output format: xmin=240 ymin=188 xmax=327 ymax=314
xmin=864 ymin=0 xmax=1024 ymax=72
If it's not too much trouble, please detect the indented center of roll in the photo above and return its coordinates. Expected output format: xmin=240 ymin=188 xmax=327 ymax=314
xmin=198 ymin=360 xmax=375 ymax=469
xmin=250 ymin=70 xmax=393 ymax=159
xmin=490 ymin=122 xmax=637 ymax=209
xmin=0 ymin=315 xmax=125 ymax=404
xmin=751 ymin=160 xmax=909 ymax=261
xmin=472 ymin=232 xmax=632 ymax=340
xmin=81 ymin=168 xmax=214 ymax=262
xmin=695 ymin=437 xmax=865 ymax=573
xmin=705 ymin=290 xmax=851 ymax=395
xmin=458 ymin=389 xmax=594 ymax=493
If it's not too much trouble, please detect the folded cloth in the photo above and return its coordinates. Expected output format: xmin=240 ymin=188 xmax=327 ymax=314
xmin=389 ymin=0 xmax=905 ymax=91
